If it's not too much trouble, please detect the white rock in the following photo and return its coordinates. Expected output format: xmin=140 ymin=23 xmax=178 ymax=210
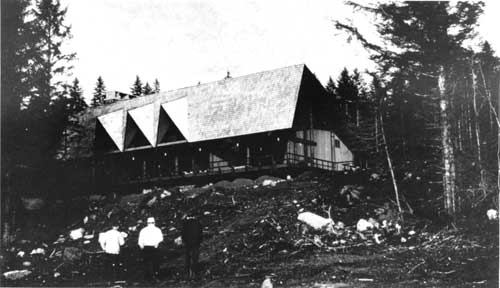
xmin=262 ymin=179 xmax=277 ymax=187
xmin=401 ymin=237 xmax=407 ymax=243
xmin=54 ymin=272 xmax=61 ymax=278
xmin=83 ymin=216 xmax=88 ymax=224
xmin=261 ymin=276 xmax=273 ymax=288
xmin=174 ymin=236 xmax=183 ymax=246
xmin=297 ymin=212 xmax=334 ymax=231
xmin=487 ymin=209 xmax=498 ymax=220
xmin=83 ymin=234 xmax=94 ymax=239
xmin=3 ymin=270 xmax=32 ymax=280
xmin=69 ymin=228 xmax=85 ymax=240
xmin=286 ymin=175 xmax=293 ymax=181
xmin=408 ymin=230 xmax=416 ymax=236
xmin=17 ymin=251 xmax=25 ymax=258
xmin=142 ymin=188 xmax=153 ymax=194
xmin=368 ymin=218 xmax=380 ymax=229
xmin=336 ymin=221 xmax=345 ymax=229
xmin=356 ymin=219 xmax=374 ymax=232
xmin=160 ymin=190 xmax=172 ymax=198
xmin=30 ymin=248 xmax=45 ymax=255
xmin=373 ymin=233 xmax=383 ymax=244
xmin=22 ymin=261 xmax=31 ymax=267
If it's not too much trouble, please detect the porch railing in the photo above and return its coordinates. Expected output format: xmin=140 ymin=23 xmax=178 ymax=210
xmin=284 ymin=152 xmax=354 ymax=171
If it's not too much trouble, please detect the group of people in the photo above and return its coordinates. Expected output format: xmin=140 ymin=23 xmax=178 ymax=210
xmin=98 ymin=216 xmax=202 ymax=282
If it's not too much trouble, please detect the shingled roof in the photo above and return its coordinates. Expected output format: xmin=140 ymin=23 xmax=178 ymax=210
xmin=62 ymin=64 xmax=322 ymax=159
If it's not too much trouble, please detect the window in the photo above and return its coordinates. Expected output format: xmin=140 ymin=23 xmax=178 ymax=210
xmin=334 ymin=139 xmax=340 ymax=148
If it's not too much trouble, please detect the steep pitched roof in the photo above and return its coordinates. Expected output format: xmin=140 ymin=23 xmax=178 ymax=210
xmin=63 ymin=64 xmax=313 ymax=159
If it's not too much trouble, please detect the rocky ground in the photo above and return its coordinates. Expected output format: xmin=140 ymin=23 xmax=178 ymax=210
xmin=1 ymin=170 xmax=498 ymax=287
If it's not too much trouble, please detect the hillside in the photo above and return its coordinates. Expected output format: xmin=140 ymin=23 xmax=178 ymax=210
xmin=1 ymin=171 xmax=498 ymax=287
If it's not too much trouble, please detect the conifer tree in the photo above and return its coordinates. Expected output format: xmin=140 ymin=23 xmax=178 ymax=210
xmin=143 ymin=82 xmax=153 ymax=95
xmin=325 ymin=77 xmax=336 ymax=96
xmin=68 ymin=78 xmax=87 ymax=113
xmin=91 ymin=76 xmax=106 ymax=107
xmin=130 ymin=75 xmax=143 ymax=97
xmin=153 ymin=79 xmax=160 ymax=93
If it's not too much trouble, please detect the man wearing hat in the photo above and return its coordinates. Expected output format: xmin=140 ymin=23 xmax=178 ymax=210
xmin=138 ymin=217 xmax=164 ymax=280
xmin=99 ymin=223 xmax=125 ymax=281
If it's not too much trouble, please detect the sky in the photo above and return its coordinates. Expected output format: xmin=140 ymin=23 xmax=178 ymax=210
xmin=60 ymin=0 xmax=500 ymax=103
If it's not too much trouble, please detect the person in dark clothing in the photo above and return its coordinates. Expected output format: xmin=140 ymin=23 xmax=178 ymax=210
xmin=181 ymin=216 xmax=203 ymax=278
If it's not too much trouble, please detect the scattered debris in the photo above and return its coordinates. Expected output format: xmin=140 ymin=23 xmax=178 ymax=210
xmin=146 ymin=196 xmax=157 ymax=207
xmin=63 ymin=247 xmax=83 ymax=262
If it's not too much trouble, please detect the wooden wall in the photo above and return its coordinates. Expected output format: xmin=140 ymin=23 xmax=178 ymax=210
xmin=287 ymin=129 xmax=353 ymax=171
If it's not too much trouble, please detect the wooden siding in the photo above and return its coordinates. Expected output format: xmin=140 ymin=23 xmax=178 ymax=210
xmin=287 ymin=129 xmax=353 ymax=171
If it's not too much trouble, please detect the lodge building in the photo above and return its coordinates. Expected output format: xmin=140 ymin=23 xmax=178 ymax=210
xmin=64 ymin=64 xmax=354 ymax=188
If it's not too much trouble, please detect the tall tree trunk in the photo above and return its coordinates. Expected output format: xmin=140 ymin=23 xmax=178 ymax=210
xmin=458 ymin=118 xmax=463 ymax=151
xmin=375 ymin=113 xmax=379 ymax=152
xmin=439 ymin=67 xmax=456 ymax=217
xmin=379 ymin=112 xmax=402 ymax=215
xmin=471 ymin=59 xmax=485 ymax=187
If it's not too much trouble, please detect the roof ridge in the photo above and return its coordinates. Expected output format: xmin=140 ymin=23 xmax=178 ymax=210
xmin=162 ymin=63 xmax=306 ymax=94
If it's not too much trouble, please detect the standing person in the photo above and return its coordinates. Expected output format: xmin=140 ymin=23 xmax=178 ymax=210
xmin=138 ymin=217 xmax=163 ymax=281
xmin=181 ymin=216 xmax=203 ymax=278
xmin=99 ymin=223 xmax=125 ymax=282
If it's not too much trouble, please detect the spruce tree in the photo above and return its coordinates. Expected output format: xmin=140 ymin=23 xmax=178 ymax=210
xmin=130 ymin=75 xmax=143 ymax=97
xmin=325 ymin=77 xmax=336 ymax=96
xmin=31 ymin=0 xmax=76 ymax=107
xmin=143 ymin=82 xmax=153 ymax=95
xmin=68 ymin=78 xmax=87 ymax=113
xmin=153 ymin=79 xmax=160 ymax=93
xmin=91 ymin=76 xmax=106 ymax=107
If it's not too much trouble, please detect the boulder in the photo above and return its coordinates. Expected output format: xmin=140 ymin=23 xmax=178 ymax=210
xmin=297 ymin=212 xmax=334 ymax=231
xmin=356 ymin=219 xmax=374 ymax=232
xmin=3 ymin=269 xmax=32 ymax=280
xmin=69 ymin=228 xmax=85 ymax=240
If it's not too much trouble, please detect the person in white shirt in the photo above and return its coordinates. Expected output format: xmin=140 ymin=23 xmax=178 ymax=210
xmin=138 ymin=217 xmax=163 ymax=280
xmin=99 ymin=224 xmax=125 ymax=281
